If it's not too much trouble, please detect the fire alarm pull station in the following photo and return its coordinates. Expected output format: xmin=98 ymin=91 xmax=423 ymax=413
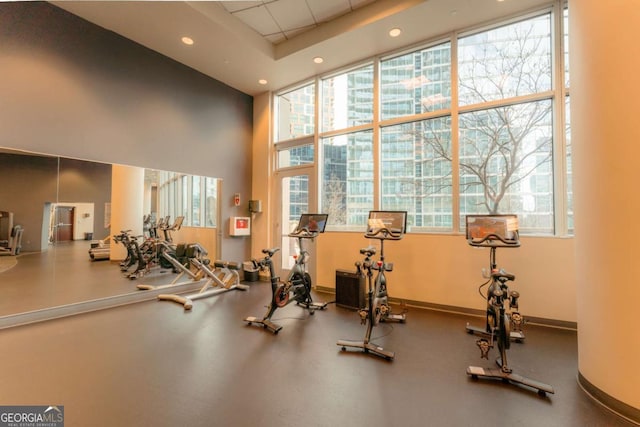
xmin=229 ymin=216 xmax=251 ymax=236
xmin=234 ymin=193 xmax=241 ymax=207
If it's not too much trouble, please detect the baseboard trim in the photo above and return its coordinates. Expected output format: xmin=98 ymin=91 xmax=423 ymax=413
xmin=578 ymin=372 xmax=640 ymax=425
xmin=315 ymin=286 xmax=577 ymax=330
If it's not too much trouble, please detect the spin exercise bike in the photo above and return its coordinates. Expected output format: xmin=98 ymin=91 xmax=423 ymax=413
xmin=337 ymin=210 xmax=406 ymax=361
xmin=465 ymin=220 xmax=525 ymax=342
xmin=244 ymin=213 xmax=329 ymax=334
xmin=464 ymin=214 xmax=554 ymax=396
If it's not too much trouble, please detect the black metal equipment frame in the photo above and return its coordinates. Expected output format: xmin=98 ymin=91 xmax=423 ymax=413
xmin=337 ymin=210 xmax=406 ymax=361
xmin=464 ymin=214 xmax=554 ymax=396
xmin=244 ymin=214 xmax=329 ymax=334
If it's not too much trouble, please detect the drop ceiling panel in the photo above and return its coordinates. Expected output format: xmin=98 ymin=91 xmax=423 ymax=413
xmin=307 ymin=0 xmax=352 ymax=22
xmin=232 ymin=4 xmax=281 ymax=36
xmin=219 ymin=1 xmax=262 ymax=14
xmin=266 ymin=0 xmax=317 ymax=30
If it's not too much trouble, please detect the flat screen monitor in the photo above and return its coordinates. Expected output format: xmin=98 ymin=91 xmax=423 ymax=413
xmin=465 ymin=214 xmax=519 ymax=243
xmin=367 ymin=211 xmax=407 ymax=235
xmin=295 ymin=213 xmax=328 ymax=233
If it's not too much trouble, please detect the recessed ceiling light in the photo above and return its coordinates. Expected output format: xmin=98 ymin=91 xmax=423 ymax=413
xmin=258 ymin=79 xmax=268 ymax=85
xmin=389 ymin=28 xmax=402 ymax=37
xmin=181 ymin=36 xmax=194 ymax=46
xmin=313 ymin=57 xmax=324 ymax=64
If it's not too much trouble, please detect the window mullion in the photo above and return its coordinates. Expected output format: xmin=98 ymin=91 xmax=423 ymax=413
xmin=552 ymin=0 xmax=567 ymax=236
xmin=451 ymin=32 xmax=460 ymax=234
xmin=373 ymin=56 xmax=381 ymax=210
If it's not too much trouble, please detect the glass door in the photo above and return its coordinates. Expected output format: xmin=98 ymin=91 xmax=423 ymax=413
xmin=276 ymin=167 xmax=315 ymax=279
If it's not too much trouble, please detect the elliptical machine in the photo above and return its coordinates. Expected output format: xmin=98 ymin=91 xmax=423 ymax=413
xmin=244 ymin=213 xmax=329 ymax=334
xmin=464 ymin=214 xmax=554 ymax=396
xmin=337 ymin=210 xmax=406 ymax=361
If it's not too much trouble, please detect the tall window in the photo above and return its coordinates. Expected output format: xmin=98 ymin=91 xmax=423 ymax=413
xmin=563 ymin=6 xmax=572 ymax=232
xmin=458 ymin=101 xmax=553 ymax=231
xmin=274 ymin=82 xmax=316 ymax=221
xmin=381 ymin=118 xmax=453 ymax=229
xmin=321 ymin=131 xmax=374 ymax=227
xmin=458 ymin=15 xmax=552 ymax=106
xmin=319 ymin=64 xmax=375 ymax=227
xmin=380 ymin=42 xmax=451 ymax=120
xmin=275 ymin=84 xmax=315 ymax=142
xmin=321 ymin=64 xmax=374 ymax=132
xmin=274 ymin=4 xmax=570 ymax=236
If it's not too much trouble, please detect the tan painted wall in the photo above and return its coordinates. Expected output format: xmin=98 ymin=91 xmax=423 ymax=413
xmin=250 ymin=92 xmax=273 ymax=260
xmin=316 ymin=232 xmax=576 ymax=322
xmin=173 ymin=227 xmax=217 ymax=260
xmin=570 ymin=0 xmax=640 ymax=410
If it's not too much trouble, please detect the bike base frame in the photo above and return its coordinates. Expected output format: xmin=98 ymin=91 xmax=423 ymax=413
xmin=337 ymin=338 xmax=395 ymax=361
xmin=466 ymin=365 xmax=554 ymax=396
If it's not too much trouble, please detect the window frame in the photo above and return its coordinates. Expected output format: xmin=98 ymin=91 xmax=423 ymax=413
xmin=272 ymin=2 xmax=570 ymax=236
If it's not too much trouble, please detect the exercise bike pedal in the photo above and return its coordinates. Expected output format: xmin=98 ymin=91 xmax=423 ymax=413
xmin=383 ymin=312 xmax=406 ymax=323
xmin=358 ymin=309 xmax=368 ymax=324
xmin=302 ymin=301 xmax=328 ymax=311
xmin=476 ymin=338 xmax=491 ymax=359
xmin=381 ymin=301 xmax=407 ymax=323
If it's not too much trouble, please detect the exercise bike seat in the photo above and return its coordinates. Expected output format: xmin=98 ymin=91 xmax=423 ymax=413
xmin=359 ymin=246 xmax=376 ymax=256
xmin=262 ymin=248 xmax=280 ymax=257
xmin=491 ymin=270 xmax=515 ymax=281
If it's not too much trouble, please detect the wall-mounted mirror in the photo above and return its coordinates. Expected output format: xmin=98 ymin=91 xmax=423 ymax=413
xmin=0 ymin=148 xmax=221 ymax=318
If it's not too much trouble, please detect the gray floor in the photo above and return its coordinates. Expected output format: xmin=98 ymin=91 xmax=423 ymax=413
xmin=0 ymin=241 xmax=195 ymax=316
xmin=0 ymin=243 xmax=634 ymax=426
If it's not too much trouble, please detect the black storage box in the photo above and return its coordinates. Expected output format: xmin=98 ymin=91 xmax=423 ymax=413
xmin=335 ymin=269 xmax=365 ymax=310
xmin=244 ymin=269 xmax=259 ymax=282
xmin=243 ymin=261 xmax=259 ymax=282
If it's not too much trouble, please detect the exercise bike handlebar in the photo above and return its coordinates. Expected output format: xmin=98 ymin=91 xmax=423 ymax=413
xmin=288 ymin=227 xmax=319 ymax=239
xmin=365 ymin=227 xmax=403 ymax=240
xmin=251 ymin=248 xmax=280 ymax=270
xmin=467 ymin=233 xmax=520 ymax=248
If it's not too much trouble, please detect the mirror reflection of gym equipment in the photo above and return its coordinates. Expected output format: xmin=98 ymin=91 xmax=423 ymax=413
xmin=464 ymin=214 xmax=554 ymax=396
xmin=0 ymin=149 xmax=223 ymax=318
xmin=244 ymin=213 xmax=329 ymax=334
xmin=0 ymin=211 xmax=23 ymax=257
xmin=337 ymin=211 xmax=406 ymax=361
